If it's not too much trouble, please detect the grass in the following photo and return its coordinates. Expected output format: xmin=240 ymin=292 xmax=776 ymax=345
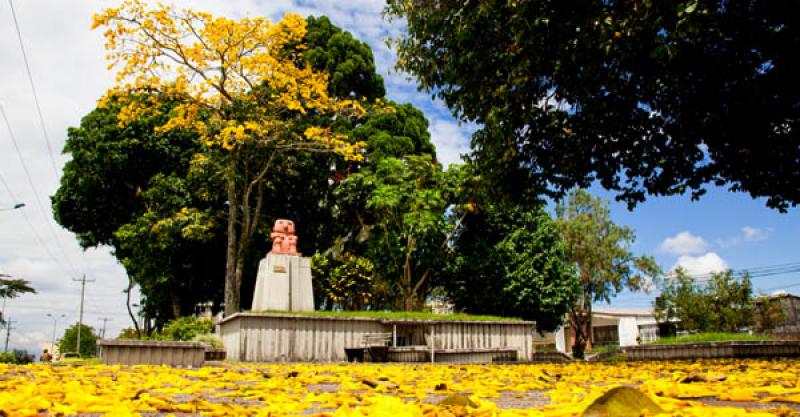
xmin=589 ymin=344 xmax=619 ymax=354
xmin=599 ymin=353 xmax=629 ymax=362
xmin=53 ymin=357 xmax=102 ymax=366
xmin=247 ymin=309 xmax=521 ymax=322
xmin=647 ymin=332 xmax=771 ymax=345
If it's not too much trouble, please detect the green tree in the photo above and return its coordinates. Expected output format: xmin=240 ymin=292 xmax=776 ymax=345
xmin=53 ymin=15 xmax=419 ymax=323
xmin=444 ymin=204 xmax=580 ymax=331
xmin=556 ymin=189 xmax=659 ymax=357
xmin=311 ymin=254 xmax=385 ymax=311
xmin=58 ymin=323 xmax=98 ymax=358
xmin=336 ymin=155 xmax=470 ymax=311
xmin=94 ymin=4 xmax=371 ymax=316
xmin=655 ymin=269 xmax=754 ymax=333
xmin=0 ymin=275 xmax=36 ymax=325
xmin=0 ymin=275 xmax=35 ymax=299
xmin=53 ymin=94 xmax=220 ymax=332
xmin=387 ymin=0 xmax=800 ymax=211
xmin=304 ymin=16 xmax=386 ymax=101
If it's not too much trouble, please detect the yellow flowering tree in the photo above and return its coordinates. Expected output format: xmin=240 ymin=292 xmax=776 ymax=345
xmin=93 ymin=0 xmax=365 ymax=315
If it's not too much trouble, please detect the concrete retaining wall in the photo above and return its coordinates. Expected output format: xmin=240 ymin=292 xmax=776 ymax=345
xmin=621 ymin=341 xmax=800 ymax=361
xmin=98 ymin=340 xmax=206 ymax=367
xmin=220 ymin=313 xmax=536 ymax=362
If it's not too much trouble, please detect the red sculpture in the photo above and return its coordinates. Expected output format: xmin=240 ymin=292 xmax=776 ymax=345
xmin=270 ymin=219 xmax=300 ymax=256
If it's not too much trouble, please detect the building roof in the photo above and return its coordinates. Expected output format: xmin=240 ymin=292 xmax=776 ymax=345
xmin=592 ymin=307 xmax=656 ymax=318
xmin=755 ymin=292 xmax=800 ymax=301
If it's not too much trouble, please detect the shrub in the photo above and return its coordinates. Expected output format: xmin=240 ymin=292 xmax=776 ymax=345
xmin=193 ymin=334 xmax=223 ymax=349
xmin=156 ymin=317 xmax=214 ymax=341
xmin=0 ymin=349 xmax=34 ymax=364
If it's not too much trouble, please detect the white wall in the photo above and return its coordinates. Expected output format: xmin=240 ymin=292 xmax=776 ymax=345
xmin=555 ymin=327 xmax=566 ymax=353
xmin=617 ymin=317 xmax=640 ymax=346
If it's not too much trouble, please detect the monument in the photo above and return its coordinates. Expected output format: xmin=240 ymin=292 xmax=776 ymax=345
xmin=251 ymin=219 xmax=314 ymax=312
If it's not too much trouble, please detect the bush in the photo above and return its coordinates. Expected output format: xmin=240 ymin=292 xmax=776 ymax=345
xmin=0 ymin=349 xmax=34 ymax=364
xmin=156 ymin=317 xmax=214 ymax=341
xmin=193 ymin=333 xmax=223 ymax=349
xmin=58 ymin=323 xmax=99 ymax=358
xmin=116 ymin=327 xmax=141 ymax=339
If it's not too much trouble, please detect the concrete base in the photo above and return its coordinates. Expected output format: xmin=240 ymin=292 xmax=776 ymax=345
xmin=251 ymin=253 xmax=314 ymax=312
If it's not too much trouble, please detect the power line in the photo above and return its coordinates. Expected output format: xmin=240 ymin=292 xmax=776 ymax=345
xmin=0 ymin=104 xmax=79 ymax=277
xmin=664 ymin=261 xmax=800 ymax=282
xmin=0 ymin=168 xmax=72 ymax=277
xmin=760 ymin=281 xmax=800 ymax=293
xmin=6 ymin=0 xmax=60 ymax=177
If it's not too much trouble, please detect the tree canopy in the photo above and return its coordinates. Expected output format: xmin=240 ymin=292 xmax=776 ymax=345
xmin=0 ymin=276 xmax=36 ymax=300
xmin=387 ymin=0 xmax=800 ymax=211
xmin=304 ymin=16 xmax=386 ymax=101
xmin=54 ymin=9 xmax=440 ymax=325
xmin=444 ymin=204 xmax=579 ymax=332
xmin=55 ymin=3 xmax=591 ymax=329
xmin=556 ymin=189 xmax=659 ymax=357
xmin=89 ymin=2 xmax=374 ymax=317
xmin=58 ymin=323 xmax=98 ymax=358
xmin=655 ymin=269 xmax=755 ymax=333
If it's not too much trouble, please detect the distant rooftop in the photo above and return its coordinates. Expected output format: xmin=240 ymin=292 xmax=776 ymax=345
xmin=593 ymin=307 xmax=655 ymax=317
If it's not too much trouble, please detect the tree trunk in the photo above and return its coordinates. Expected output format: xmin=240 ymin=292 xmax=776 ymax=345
xmin=224 ymin=179 xmax=240 ymax=317
xmin=570 ymin=280 xmax=594 ymax=359
xmin=403 ymin=293 xmax=415 ymax=312
xmin=171 ymin=295 xmax=181 ymax=319
xmin=125 ymin=277 xmax=141 ymax=338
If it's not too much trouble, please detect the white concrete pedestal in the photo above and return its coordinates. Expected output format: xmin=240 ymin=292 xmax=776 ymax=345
xmin=251 ymin=253 xmax=314 ymax=312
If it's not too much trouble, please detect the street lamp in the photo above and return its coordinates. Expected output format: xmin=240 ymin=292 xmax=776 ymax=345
xmin=0 ymin=203 xmax=25 ymax=212
xmin=46 ymin=313 xmax=66 ymax=352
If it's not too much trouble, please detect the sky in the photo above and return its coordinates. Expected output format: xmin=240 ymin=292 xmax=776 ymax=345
xmin=0 ymin=0 xmax=797 ymax=353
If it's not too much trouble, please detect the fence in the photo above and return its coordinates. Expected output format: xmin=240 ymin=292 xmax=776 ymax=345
xmin=621 ymin=341 xmax=800 ymax=361
xmin=220 ymin=313 xmax=536 ymax=362
xmin=97 ymin=340 xmax=206 ymax=367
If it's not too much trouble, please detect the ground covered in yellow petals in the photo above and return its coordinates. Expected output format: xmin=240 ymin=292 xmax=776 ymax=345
xmin=1 ymin=359 xmax=799 ymax=417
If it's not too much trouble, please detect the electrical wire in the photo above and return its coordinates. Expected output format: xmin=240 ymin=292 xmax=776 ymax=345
xmin=0 ymin=169 xmax=72 ymax=277
xmin=0 ymin=104 xmax=79 ymax=277
xmin=6 ymin=0 xmax=60 ymax=177
xmin=663 ymin=261 xmax=800 ymax=282
xmin=759 ymin=280 xmax=800 ymax=293
xmin=5 ymin=0 xmax=94 ymax=278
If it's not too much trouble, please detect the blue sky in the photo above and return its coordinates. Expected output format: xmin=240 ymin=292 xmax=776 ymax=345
xmin=0 ymin=0 xmax=797 ymax=352
xmin=585 ymin=186 xmax=800 ymax=308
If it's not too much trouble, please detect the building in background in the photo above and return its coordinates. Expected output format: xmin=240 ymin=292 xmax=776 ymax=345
xmin=756 ymin=292 xmax=800 ymax=339
xmin=555 ymin=308 xmax=661 ymax=354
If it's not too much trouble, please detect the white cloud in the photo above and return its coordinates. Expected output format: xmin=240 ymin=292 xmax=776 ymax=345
xmin=717 ymin=226 xmax=773 ymax=248
xmin=429 ymin=119 xmax=474 ymax=167
xmin=742 ymin=226 xmax=771 ymax=242
xmin=672 ymin=252 xmax=729 ymax=276
xmin=658 ymin=231 xmax=709 ymax=256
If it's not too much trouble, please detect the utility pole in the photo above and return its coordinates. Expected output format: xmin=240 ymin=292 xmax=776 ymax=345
xmin=72 ymin=275 xmax=95 ymax=356
xmin=99 ymin=317 xmax=111 ymax=339
xmin=4 ymin=319 xmax=15 ymax=352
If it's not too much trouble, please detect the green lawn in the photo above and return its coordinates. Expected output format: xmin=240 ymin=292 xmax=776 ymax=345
xmin=647 ymin=332 xmax=771 ymax=345
xmin=248 ymin=309 xmax=521 ymax=322
xmin=590 ymin=343 xmax=619 ymax=353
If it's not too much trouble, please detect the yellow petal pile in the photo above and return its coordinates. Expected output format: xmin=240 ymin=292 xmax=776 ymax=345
xmin=0 ymin=359 xmax=798 ymax=417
